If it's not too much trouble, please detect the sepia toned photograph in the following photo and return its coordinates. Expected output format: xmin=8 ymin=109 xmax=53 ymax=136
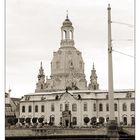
xmin=5 ymin=0 xmax=135 ymax=139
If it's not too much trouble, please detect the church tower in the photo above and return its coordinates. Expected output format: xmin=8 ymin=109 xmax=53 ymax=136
xmin=47 ymin=13 xmax=87 ymax=90
xmin=60 ymin=13 xmax=74 ymax=48
xmin=88 ymin=63 xmax=99 ymax=90
xmin=35 ymin=62 xmax=46 ymax=92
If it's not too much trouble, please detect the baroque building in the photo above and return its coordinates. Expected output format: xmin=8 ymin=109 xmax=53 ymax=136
xmin=20 ymin=15 xmax=135 ymax=127
xmin=35 ymin=15 xmax=96 ymax=92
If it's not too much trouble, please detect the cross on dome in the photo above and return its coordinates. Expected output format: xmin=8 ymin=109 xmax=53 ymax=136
xmin=66 ymin=10 xmax=69 ymax=19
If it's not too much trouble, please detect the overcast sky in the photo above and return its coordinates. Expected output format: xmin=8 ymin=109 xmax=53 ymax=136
xmin=6 ymin=0 xmax=134 ymax=98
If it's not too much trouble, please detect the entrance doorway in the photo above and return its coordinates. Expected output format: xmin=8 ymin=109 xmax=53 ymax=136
xmin=62 ymin=110 xmax=71 ymax=127
xmin=65 ymin=120 xmax=69 ymax=127
xmin=123 ymin=117 xmax=127 ymax=125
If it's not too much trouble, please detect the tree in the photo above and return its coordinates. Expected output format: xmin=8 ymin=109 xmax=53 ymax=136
xmin=32 ymin=117 xmax=38 ymax=124
xmin=91 ymin=117 xmax=97 ymax=125
xmin=19 ymin=118 xmax=25 ymax=124
xmin=13 ymin=118 xmax=18 ymax=125
xmin=38 ymin=117 xmax=44 ymax=123
xmin=7 ymin=118 xmax=13 ymax=125
xmin=25 ymin=117 xmax=31 ymax=124
xmin=84 ymin=117 xmax=90 ymax=125
xmin=99 ymin=117 xmax=104 ymax=124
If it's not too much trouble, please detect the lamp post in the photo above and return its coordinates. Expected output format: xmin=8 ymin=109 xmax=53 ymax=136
xmin=107 ymin=4 xmax=119 ymax=139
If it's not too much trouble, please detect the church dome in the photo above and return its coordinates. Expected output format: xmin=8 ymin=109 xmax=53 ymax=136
xmin=49 ymin=16 xmax=87 ymax=90
xmin=51 ymin=47 xmax=85 ymax=76
xmin=51 ymin=47 xmax=87 ymax=90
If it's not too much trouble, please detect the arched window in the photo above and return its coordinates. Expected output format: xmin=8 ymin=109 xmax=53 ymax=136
xmin=50 ymin=115 xmax=55 ymax=125
xmin=115 ymin=117 xmax=118 ymax=122
xmin=63 ymin=30 xmax=67 ymax=39
xmin=65 ymin=103 xmax=69 ymax=111
xmin=51 ymin=104 xmax=55 ymax=112
xmin=72 ymin=103 xmax=77 ymax=112
xmin=60 ymin=117 xmax=62 ymax=124
xmin=114 ymin=103 xmax=117 ymax=111
xmin=22 ymin=106 xmax=25 ymax=113
xmin=131 ymin=117 xmax=135 ymax=126
xmin=69 ymin=30 xmax=73 ymax=40
xmin=60 ymin=104 xmax=63 ymax=112
xmin=41 ymin=105 xmax=45 ymax=112
xmin=93 ymin=103 xmax=96 ymax=111
xmin=28 ymin=105 xmax=32 ymax=113
xmin=72 ymin=117 xmax=77 ymax=125
xmin=35 ymin=105 xmax=38 ymax=112
xmin=106 ymin=103 xmax=109 ymax=111
xmin=131 ymin=103 xmax=135 ymax=111
xmin=84 ymin=103 xmax=87 ymax=111
xmin=122 ymin=103 xmax=127 ymax=111
xmin=99 ymin=103 xmax=103 ymax=112
xmin=123 ymin=117 xmax=127 ymax=125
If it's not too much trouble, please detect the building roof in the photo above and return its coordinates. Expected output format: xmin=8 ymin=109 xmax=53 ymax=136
xmin=11 ymin=97 xmax=21 ymax=100
xmin=25 ymin=89 xmax=134 ymax=95
xmin=20 ymin=89 xmax=135 ymax=102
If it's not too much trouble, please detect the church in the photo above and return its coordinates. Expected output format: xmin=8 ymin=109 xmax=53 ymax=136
xmin=19 ymin=15 xmax=135 ymax=127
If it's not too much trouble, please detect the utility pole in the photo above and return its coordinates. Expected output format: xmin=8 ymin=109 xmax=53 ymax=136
xmin=108 ymin=3 xmax=115 ymax=122
xmin=107 ymin=4 xmax=119 ymax=139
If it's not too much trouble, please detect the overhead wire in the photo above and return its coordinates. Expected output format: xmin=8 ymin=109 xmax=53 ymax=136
xmin=112 ymin=39 xmax=133 ymax=42
xmin=111 ymin=21 xmax=134 ymax=58
xmin=112 ymin=49 xmax=135 ymax=58
xmin=111 ymin=21 xmax=134 ymax=28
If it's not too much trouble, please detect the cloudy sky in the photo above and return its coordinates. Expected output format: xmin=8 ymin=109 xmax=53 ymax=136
xmin=6 ymin=0 xmax=134 ymax=98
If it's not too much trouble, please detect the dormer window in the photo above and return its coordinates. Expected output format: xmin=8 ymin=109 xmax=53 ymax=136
xmin=41 ymin=96 xmax=46 ymax=100
xmin=126 ymin=92 xmax=132 ymax=98
xmin=25 ymin=96 xmax=30 ymax=101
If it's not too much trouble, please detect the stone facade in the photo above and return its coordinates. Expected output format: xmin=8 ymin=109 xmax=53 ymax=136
xmin=20 ymin=90 xmax=135 ymax=127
